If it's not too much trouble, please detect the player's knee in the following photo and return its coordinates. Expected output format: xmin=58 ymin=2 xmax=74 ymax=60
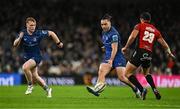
xmin=32 ymin=73 xmax=39 ymax=79
xmin=98 ymin=69 xmax=104 ymax=75
xmin=143 ymin=72 xmax=149 ymax=76
xmin=22 ymin=64 xmax=30 ymax=72
xmin=125 ymin=72 xmax=131 ymax=78
xmin=118 ymin=75 xmax=125 ymax=81
xmin=32 ymin=73 xmax=36 ymax=78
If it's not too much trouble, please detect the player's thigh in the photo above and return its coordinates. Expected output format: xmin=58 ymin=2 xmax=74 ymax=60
xmin=129 ymin=50 xmax=141 ymax=68
xmin=141 ymin=58 xmax=151 ymax=75
xmin=22 ymin=59 xmax=36 ymax=70
xmin=142 ymin=67 xmax=151 ymax=76
xmin=98 ymin=63 xmax=111 ymax=76
xmin=125 ymin=61 xmax=137 ymax=77
xmin=31 ymin=66 xmax=39 ymax=77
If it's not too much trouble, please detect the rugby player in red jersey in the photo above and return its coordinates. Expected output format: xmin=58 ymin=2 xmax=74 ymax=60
xmin=122 ymin=12 xmax=175 ymax=100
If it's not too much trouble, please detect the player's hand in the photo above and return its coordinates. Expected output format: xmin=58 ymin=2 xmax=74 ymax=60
xmin=167 ymin=52 xmax=176 ymax=60
xmin=101 ymin=46 xmax=105 ymax=52
xmin=122 ymin=47 xmax=128 ymax=55
xmin=107 ymin=59 xmax=113 ymax=67
xmin=19 ymin=32 xmax=24 ymax=39
xmin=57 ymin=42 xmax=63 ymax=48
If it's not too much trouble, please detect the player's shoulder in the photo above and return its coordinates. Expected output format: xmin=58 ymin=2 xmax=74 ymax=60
xmin=144 ymin=23 xmax=161 ymax=36
xmin=20 ymin=29 xmax=26 ymax=34
xmin=134 ymin=23 xmax=141 ymax=30
xmin=110 ymin=26 xmax=119 ymax=35
xmin=135 ymin=23 xmax=141 ymax=26
xmin=148 ymin=23 xmax=161 ymax=33
xmin=36 ymin=29 xmax=49 ymax=35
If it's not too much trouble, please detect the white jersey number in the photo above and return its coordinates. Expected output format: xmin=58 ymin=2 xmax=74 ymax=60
xmin=142 ymin=31 xmax=155 ymax=43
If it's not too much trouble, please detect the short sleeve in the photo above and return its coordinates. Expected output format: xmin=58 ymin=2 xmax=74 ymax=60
xmin=16 ymin=30 xmax=25 ymax=38
xmin=156 ymin=30 xmax=162 ymax=39
xmin=134 ymin=24 xmax=140 ymax=30
xmin=40 ymin=30 xmax=49 ymax=38
xmin=111 ymin=34 xmax=118 ymax=43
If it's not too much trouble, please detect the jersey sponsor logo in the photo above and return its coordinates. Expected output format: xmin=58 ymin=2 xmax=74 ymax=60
xmin=103 ymin=35 xmax=111 ymax=45
xmin=112 ymin=35 xmax=118 ymax=42
xmin=118 ymin=62 xmax=122 ymax=66
xmin=33 ymin=38 xmax=37 ymax=42
xmin=24 ymin=38 xmax=27 ymax=41
xmin=105 ymin=36 xmax=108 ymax=41
xmin=140 ymin=53 xmax=152 ymax=61
xmin=42 ymin=30 xmax=47 ymax=34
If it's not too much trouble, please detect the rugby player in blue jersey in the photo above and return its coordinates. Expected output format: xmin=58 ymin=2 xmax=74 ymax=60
xmin=13 ymin=17 xmax=63 ymax=98
xmin=86 ymin=14 xmax=140 ymax=97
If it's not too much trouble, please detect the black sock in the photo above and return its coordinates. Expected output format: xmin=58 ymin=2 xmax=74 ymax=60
xmin=128 ymin=75 xmax=144 ymax=92
xmin=43 ymin=85 xmax=49 ymax=91
xmin=122 ymin=81 xmax=137 ymax=92
xmin=146 ymin=74 xmax=156 ymax=90
xmin=28 ymin=81 xmax=32 ymax=86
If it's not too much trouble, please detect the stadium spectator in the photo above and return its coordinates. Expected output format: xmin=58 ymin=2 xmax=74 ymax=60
xmin=0 ymin=0 xmax=179 ymax=76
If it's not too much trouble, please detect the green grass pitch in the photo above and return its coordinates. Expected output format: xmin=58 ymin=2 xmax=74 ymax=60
xmin=0 ymin=85 xmax=180 ymax=109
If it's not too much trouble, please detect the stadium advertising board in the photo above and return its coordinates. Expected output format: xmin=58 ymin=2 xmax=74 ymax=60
xmin=0 ymin=73 xmax=21 ymax=86
xmin=136 ymin=74 xmax=180 ymax=87
xmin=1 ymin=73 xmax=180 ymax=87
xmin=92 ymin=75 xmax=180 ymax=87
xmin=42 ymin=77 xmax=75 ymax=85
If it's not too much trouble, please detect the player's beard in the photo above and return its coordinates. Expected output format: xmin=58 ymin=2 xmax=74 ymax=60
xmin=103 ymin=27 xmax=111 ymax=32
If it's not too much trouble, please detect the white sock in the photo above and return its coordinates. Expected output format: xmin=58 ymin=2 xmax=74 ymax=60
xmin=94 ymin=82 xmax=106 ymax=93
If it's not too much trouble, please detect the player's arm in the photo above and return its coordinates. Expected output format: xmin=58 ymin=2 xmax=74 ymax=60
xmin=48 ymin=31 xmax=63 ymax=48
xmin=157 ymin=36 xmax=175 ymax=59
xmin=124 ymin=29 xmax=139 ymax=48
xmin=110 ymin=42 xmax=118 ymax=61
xmin=122 ymin=29 xmax=139 ymax=54
xmin=13 ymin=32 xmax=24 ymax=48
xmin=108 ymin=35 xmax=118 ymax=66
xmin=107 ymin=42 xmax=118 ymax=67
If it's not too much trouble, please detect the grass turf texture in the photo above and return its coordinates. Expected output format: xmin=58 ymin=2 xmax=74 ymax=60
xmin=0 ymin=85 xmax=180 ymax=109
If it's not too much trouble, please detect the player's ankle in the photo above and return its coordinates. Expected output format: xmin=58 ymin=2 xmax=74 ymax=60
xmin=28 ymin=81 xmax=32 ymax=86
xmin=94 ymin=82 xmax=106 ymax=93
xmin=43 ymin=85 xmax=49 ymax=91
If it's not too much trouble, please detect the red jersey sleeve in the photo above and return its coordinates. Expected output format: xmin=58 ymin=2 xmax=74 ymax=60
xmin=156 ymin=30 xmax=162 ymax=39
xmin=134 ymin=24 xmax=140 ymax=30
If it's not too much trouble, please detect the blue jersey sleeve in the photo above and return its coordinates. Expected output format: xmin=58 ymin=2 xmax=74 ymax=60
xmin=111 ymin=34 xmax=118 ymax=43
xmin=40 ymin=30 xmax=49 ymax=39
xmin=16 ymin=29 xmax=25 ymax=38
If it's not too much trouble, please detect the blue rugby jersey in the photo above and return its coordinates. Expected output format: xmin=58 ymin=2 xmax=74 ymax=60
xmin=102 ymin=26 xmax=122 ymax=57
xmin=20 ymin=29 xmax=49 ymax=57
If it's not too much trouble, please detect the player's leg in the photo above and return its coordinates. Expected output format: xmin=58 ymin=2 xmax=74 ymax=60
xmin=97 ymin=63 xmax=111 ymax=83
xmin=125 ymin=62 xmax=143 ymax=92
xmin=22 ymin=59 xmax=36 ymax=94
xmin=125 ymin=62 xmax=147 ymax=100
xmin=142 ymin=67 xmax=161 ymax=100
xmin=116 ymin=67 xmax=141 ymax=98
xmin=95 ymin=63 xmax=111 ymax=91
xmin=31 ymin=67 xmax=52 ymax=98
xmin=87 ymin=63 xmax=111 ymax=96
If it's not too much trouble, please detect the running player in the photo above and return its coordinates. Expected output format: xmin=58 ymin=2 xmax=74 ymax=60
xmin=13 ymin=17 xmax=63 ymax=98
xmin=122 ymin=12 xmax=175 ymax=100
xmin=86 ymin=14 xmax=140 ymax=97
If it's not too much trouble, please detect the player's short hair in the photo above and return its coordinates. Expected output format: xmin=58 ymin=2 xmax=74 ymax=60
xmin=101 ymin=13 xmax=112 ymax=21
xmin=26 ymin=17 xmax=36 ymax=23
xmin=140 ymin=12 xmax=151 ymax=21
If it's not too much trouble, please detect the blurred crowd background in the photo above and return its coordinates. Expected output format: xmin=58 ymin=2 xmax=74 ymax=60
xmin=0 ymin=0 xmax=179 ymax=76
